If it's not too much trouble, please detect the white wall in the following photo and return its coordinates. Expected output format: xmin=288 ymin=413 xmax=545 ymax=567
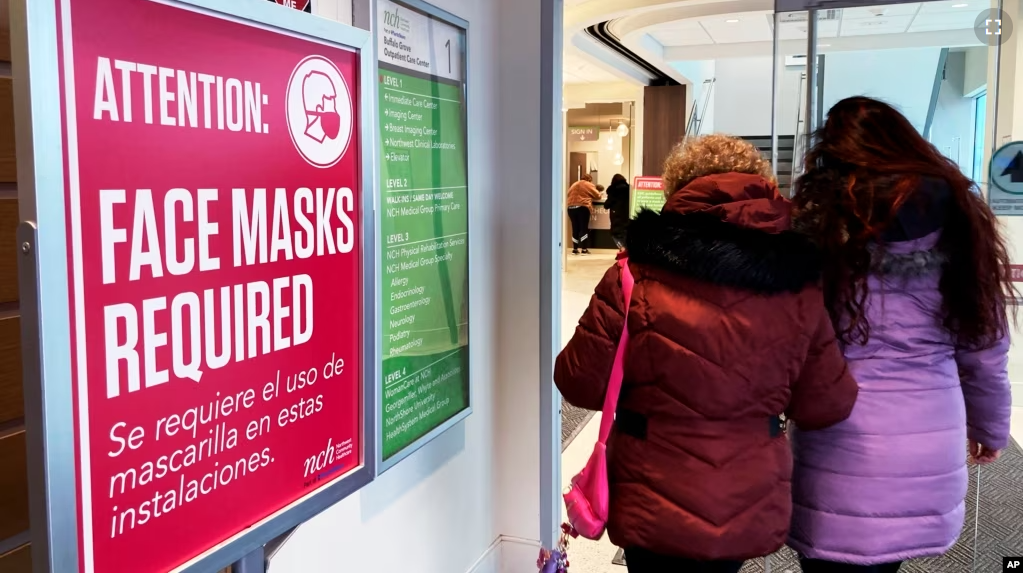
xmin=822 ymin=48 xmax=942 ymax=133
xmin=312 ymin=0 xmax=353 ymax=23
xmin=671 ymin=60 xmax=715 ymax=135
xmin=493 ymin=0 xmax=544 ymax=556
xmin=268 ymin=1 xmax=547 ymax=571
xmin=964 ymin=46 xmax=988 ymax=97
xmin=695 ymin=48 xmax=940 ymax=138
xmin=931 ymin=51 xmax=978 ymax=178
xmin=709 ymin=56 xmax=803 ymax=137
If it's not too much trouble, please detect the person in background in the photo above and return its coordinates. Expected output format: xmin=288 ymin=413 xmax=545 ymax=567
xmin=789 ymin=96 xmax=1015 ymax=573
xmin=605 ymin=173 xmax=631 ymax=250
xmin=555 ymin=134 xmax=858 ymax=573
xmin=567 ymin=173 xmax=602 ymax=255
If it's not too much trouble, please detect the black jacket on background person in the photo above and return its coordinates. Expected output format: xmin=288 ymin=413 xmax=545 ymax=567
xmin=605 ymin=180 xmax=631 ymax=247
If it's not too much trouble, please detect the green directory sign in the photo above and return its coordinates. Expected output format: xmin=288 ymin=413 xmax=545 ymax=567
xmin=377 ymin=0 xmax=470 ymax=466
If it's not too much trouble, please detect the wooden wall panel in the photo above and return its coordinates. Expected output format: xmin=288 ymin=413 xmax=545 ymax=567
xmin=642 ymin=85 xmax=687 ymax=178
xmin=0 ymin=79 xmax=14 ymax=183
xmin=0 ymin=2 xmax=23 ymax=564
xmin=0 ymin=431 xmax=29 ymax=542
xmin=0 ymin=544 xmax=31 ymax=573
xmin=0 ymin=316 xmax=21 ymax=426
xmin=0 ymin=199 xmax=17 ymax=304
xmin=0 ymin=0 xmax=9 ymax=64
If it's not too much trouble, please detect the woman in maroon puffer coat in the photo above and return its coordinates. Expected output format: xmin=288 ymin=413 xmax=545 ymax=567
xmin=555 ymin=134 xmax=859 ymax=573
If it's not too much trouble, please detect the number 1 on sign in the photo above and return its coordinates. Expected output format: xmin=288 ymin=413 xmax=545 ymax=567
xmin=445 ymin=39 xmax=451 ymax=73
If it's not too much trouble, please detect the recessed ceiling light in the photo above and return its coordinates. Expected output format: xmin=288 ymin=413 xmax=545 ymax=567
xmin=952 ymin=2 xmax=968 ymax=6
xmin=725 ymin=18 xmax=740 ymax=23
xmin=819 ymin=43 xmax=831 ymax=47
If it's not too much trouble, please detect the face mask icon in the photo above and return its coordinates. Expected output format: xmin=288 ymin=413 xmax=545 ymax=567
xmin=303 ymin=71 xmax=340 ymax=143
xmin=315 ymin=108 xmax=341 ymax=140
xmin=286 ymin=55 xmax=352 ymax=168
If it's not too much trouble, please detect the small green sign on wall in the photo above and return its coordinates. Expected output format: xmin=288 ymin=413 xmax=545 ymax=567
xmin=630 ymin=176 xmax=666 ymax=216
xmin=378 ymin=0 xmax=471 ymax=468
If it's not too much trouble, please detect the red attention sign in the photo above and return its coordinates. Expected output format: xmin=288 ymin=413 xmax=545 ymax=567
xmin=57 ymin=0 xmax=362 ymax=571
xmin=633 ymin=176 xmax=664 ymax=191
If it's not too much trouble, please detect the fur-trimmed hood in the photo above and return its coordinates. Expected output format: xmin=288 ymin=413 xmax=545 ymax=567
xmin=626 ymin=209 xmax=823 ymax=294
xmin=793 ymin=175 xmax=951 ymax=281
xmin=870 ymin=245 xmax=947 ymax=278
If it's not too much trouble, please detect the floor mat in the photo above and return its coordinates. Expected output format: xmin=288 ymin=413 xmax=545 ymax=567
xmin=562 ymin=400 xmax=594 ymax=452
xmin=611 ymin=438 xmax=1023 ymax=573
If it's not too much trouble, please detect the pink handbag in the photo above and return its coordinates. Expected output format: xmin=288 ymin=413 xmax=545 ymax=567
xmin=564 ymin=257 xmax=634 ymax=540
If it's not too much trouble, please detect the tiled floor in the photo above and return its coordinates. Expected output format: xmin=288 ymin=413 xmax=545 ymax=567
xmin=558 ymin=250 xmax=1023 ymax=573
xmin=561 ymin=251 xmax=618 ymax=349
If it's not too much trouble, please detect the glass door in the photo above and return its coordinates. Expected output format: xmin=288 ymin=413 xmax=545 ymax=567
xmin=768 ymin=2 xmax=1021 ymax=573
xmin=771 ymin=0 xmax=1002 ymax=190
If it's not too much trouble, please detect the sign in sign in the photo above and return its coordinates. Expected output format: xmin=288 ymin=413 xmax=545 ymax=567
xmin=989 ymin=141 xmax=1023 ymax=216
xmin=630 ymin=176 xmax=666 ymax=216
xmin=377 ymin=0 xmax=470 ymax=465
xmin=568 ymin=126 xmax=599 ymax=142
xmin=57 ymin=0 xmax=364 ymax=570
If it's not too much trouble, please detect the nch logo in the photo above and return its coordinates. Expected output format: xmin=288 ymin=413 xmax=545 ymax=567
xmin=383 ymin=7 xmax=410 ymax=32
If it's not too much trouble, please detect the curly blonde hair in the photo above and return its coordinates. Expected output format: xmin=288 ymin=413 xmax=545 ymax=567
xmin=661 ymin=134 xmax=774 ymax=197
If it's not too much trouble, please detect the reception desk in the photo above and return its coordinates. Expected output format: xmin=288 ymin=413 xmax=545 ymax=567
xmin=588 ymin=201 xmax=617 ymax=250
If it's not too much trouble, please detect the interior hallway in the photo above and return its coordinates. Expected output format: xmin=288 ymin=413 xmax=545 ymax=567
xmin=559 ymin=253 xmax=1023 ymax=573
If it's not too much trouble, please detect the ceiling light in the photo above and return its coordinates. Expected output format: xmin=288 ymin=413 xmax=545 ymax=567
xmin=725 ymin=18 xmax=740 ymax=23
xmin=819 ymin=44 xmax=831 ymax=47
xmin=616 ymin=121 xmax=630 ymax=138
xmin=952 ymin=3 xmax=968 ymax=7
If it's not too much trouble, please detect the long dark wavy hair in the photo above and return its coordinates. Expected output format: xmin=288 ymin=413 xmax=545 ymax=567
xmin=792 ymin=96 xmax=1015 ymax=348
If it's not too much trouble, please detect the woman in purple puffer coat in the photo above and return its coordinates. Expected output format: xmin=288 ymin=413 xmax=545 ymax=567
xmin=789 ymin=97 xmax=1016 ymax=573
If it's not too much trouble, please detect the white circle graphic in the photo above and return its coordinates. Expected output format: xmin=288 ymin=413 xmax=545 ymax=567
xmin=285 ymin=55 xmax=353 ymax=168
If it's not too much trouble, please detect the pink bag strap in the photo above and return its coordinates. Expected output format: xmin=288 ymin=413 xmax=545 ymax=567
xmin=597 ymin=258 xmax=633 ymax=443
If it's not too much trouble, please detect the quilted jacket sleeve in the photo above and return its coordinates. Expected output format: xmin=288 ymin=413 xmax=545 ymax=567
xmin=956 ymin=332 xmax=1011 ymax=450
xmin=787 ymin=291 xmax=859 ymax=431
xmin=554 ymin=263 xmax=626 ymax=411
